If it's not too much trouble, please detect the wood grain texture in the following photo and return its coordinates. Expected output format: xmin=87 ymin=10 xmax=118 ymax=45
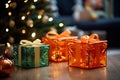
xmin=1 ymin=48 xmax=120 ymax=80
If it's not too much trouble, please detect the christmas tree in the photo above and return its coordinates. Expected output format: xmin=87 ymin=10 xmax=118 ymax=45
xmin=0 ymin=0 xmax=65 ymax=44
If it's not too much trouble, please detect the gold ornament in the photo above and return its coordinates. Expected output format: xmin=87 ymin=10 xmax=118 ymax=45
xmin=0 ymin=57 xmax=14 ymax=77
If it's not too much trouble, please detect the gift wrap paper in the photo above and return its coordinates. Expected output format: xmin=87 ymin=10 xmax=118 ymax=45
xmin=68 ymin=41 xmax=107 ymax=68
xmin=13 ymin=44 xmax=49 ymax=68
xmin=42 ymin=37 xmax=77 ymax=62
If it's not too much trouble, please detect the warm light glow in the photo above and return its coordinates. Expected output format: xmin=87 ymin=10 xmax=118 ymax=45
xmin=6 ymin=28 xmax=9 ymax=32
xmin=27 ymin=11 xmax=30 ymax=15
xmin=48 ymin=17 xmax=53 ymax=22
xmin=38 ymin=15 xmax=42 ymax=19
xmin=29 ymin=24 xmax=34 ymax=28
xmin=5 ymin=3 xmax=9 ymax=8
xmin=31 ymin=32 xmax=36 ymax=38
xmin=24 ymin=0 xmax=28 ymax=3
xmin=7 ymin=42 xmax=11 ymax=47
xmin=8 ymin=0 xmax=11 ymax=3
xmin=22 ymin=29 xmax=26 ymax=34
xmin=8 ymin=12 xmax=12 ymax=16
xmin=34 ymin=0 xmax=38 ymax=2
xmin=42 ymin=15 xmax=48 ymax=23
xmin=26 ymin=19 xmax=34 ymax=27
xmin=30 ymin=5 xmax=36 ymax=9
xmin=21 ymin=16 xmax=25 ymax=20
xmin=59 ymin=23 xmax=64 ymax=27
xmin=74 ymin=59 xmax=76 ymax=62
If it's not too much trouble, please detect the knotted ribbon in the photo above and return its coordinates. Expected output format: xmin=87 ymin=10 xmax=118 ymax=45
xmin=46 ymin=30 xmax=71 ymax=39
xmin=20 ymin=39 xmax=41 ymax=46
xmin=80 ymin=34 xmax=99 ymax=43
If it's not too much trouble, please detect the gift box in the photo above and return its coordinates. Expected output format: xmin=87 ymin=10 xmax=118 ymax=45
xmin=42 ymin=30 xmax=78 ymax=62
xmin=13 ymin=39 xmax=49 ymax=68
xmin=68 ymin=34 xmax=107 ymax=68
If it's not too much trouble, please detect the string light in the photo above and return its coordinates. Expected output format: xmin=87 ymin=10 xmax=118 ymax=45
xmin=48 ymin=17 xmax=53 ymax=22
xmin=22 ymin=29 xmax=26 ymax=34
xmin=59 ymin=23 xmax=64 ymax=27
xmin=8 ymin=0 xmax=11 ymax=3
xmin=21 ymin=16 xmax=26 ymax=20
xmin=5 ymin=3 xmax=9 ymax=8
xmin=26 ymin=19 xmax=34 ymax=28
xmin=7 ymin=42 xmax=11 ymax=47
xmin=42 ymin=15 xmax=48 ymax=23
xmin=34 ymin=0 xmax=38 ymax=2
xmin=29 ymin=24 xmax=34 ymax=28
xmin=30 ymin=5 xmax=36 ymax=9
xmin=6 ymin=28 xmax=9 ymax=32
xmin=38 ymin=15 xmax=42 ymax=19
xmin=24 ymin=0 xmax=28 ymax=3
xmin=27 ymin=11 xmax=30 ymax=15
xmin=31 ymin=32 xmax=36 ymax=38
xmin=8 ymin=12 xmax=12 ymax=16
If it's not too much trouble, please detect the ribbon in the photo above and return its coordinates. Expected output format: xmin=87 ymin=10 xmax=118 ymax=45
xmin=46 ymin=30 xmax=71 ymax=39
xmin=20 ymin=39 xmax=41 ymax=46
xmin=80 ymin=34 xmax=99 ymax=43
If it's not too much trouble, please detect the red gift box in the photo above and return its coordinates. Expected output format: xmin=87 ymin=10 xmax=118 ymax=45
xmin=68 ymin=34 xmax=107 ymax=68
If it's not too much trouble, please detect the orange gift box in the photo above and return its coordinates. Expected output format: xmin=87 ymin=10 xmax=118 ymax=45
xmin=68 ymin=34 xmax=107 ymax=68
xmin=42 ymin=30 xmax=78 ymax=62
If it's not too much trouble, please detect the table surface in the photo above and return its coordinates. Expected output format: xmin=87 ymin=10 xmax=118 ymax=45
xmin=1 ymin=48 xmax=120 ymax=80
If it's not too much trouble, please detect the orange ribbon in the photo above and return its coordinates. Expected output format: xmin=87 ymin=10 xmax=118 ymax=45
xmin=80 ymin=34 xmax=99 ymax=43
xmin=46 ymin=30 xmax=71 ymax=39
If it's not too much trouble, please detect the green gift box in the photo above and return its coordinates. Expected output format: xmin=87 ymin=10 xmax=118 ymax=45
xmin=13 ymin=44 xmax=49 ymax=68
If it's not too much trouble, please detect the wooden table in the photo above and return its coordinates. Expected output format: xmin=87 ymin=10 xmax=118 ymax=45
xmin=1 ymin=49 xmax=120 ymax=80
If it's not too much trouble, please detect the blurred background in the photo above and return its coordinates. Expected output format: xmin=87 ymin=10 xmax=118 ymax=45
xmin=0 ymin=0 xmax=120 ymax=47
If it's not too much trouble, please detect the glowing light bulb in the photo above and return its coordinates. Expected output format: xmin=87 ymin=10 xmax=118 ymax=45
xmin=6 ymin=28 xmax=9 ymax=32
xmin=21 ymin=16 xmax=25 ymax=20
xmin=8 ymin=12 xmax=12 ymax=16
xmin=22 ymin=29 xmax=26 ymax=34
xmin=34 ymin=0 xmax=38 ymax=2
xmin=8 ymin=0 xmax=11 ymax=3
xmin=5 ymin=3 xmax=9 ymax=8
xmin=59 ymin=23 xmax=64 ymax=27
xmin=24 ymin=0 xmax=28 ymax=3
xmin=38 ymin=15 xmax=42 ymax=19
xmin=29 ymin=24 xmax=34 ymax=28
xmin=7 ymin=42 xmax=11 ymax=47
xmin=30 ymin=5 xmax=35 ymax=9
xmin=31 ymin=32 xmax=36 ymax=38
xmin=48 ymin=17 xmax=53 ymax=22
xmin=27 ymin=11 xmax=30 ymax=15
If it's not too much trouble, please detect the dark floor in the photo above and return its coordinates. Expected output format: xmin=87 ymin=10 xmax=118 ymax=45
xmin=0 ymin=48 xmax=120 ymax=80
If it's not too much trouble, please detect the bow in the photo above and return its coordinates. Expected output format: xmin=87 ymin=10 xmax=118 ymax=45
xmin=20 ymin=39 xmax=41 ymax=46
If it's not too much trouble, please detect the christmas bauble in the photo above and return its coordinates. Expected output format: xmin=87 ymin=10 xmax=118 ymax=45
xmin=0 ymin=57 xmax=14 ymax=77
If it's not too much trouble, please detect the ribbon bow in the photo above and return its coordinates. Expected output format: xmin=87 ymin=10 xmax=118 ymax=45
xmin=80 ymin=34 xmax=99 ymax=43
xmin=46 ymin=30 xmax=71 ymax=39
xmin=20 ymin=39 xmax=41 ymax=46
